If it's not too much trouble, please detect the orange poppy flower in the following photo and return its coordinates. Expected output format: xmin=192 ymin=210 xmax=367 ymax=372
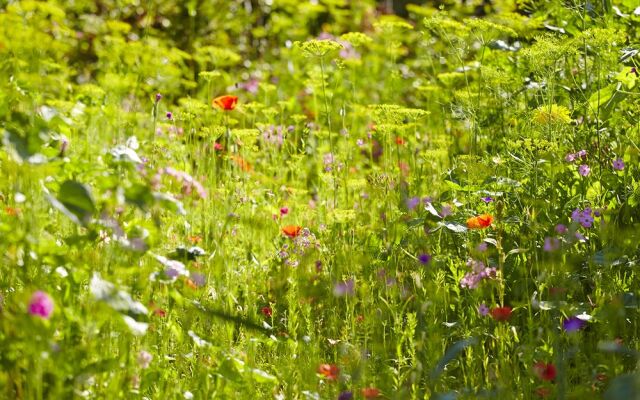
xmin=282 ymin=225 xmax=302 ymax=238
xmin=490 ymin=306 xmax=512 ymax=322
xmin=187 ymin=235 xmax=202 ymax=244
xmin=4 ymin=207 xmax=20 ymax=216
xmin=466 ymin=214 xmax=493 ymax=229
xmin=230 ymin=155 xmax=252 ymax=172
xmin=317 ymin=364 xmax=339 ymax=381
xmin=212 ymin=95 xmax=238 ymax=111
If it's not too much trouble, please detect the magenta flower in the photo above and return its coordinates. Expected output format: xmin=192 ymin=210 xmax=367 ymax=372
xmin=155 ymin=93 xmax=162 ymax=102
xmin=280 ymin=207 xmax=289 ymax=216
xmin=565 ymin=153 xmax=576 ymax=162
xmin=578 ymin=164 xmax=590 ymax=176
xmin=576 ymin=149 xmax=587 ymax=159
xmin=613 ymin=158 xmax=625 ymax=171
xmin=29 ymin=291 xmax=54 ymax=319
xmin=166 ymin=111 xmax=173 ymax=120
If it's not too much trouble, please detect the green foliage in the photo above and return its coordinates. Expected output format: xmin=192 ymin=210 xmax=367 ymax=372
xmin=1 ymin=0 xmax=640 ymax=399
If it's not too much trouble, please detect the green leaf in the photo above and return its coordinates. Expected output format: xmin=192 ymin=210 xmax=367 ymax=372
xmin=439 ymin=222 xmax=467 ymax=233
xmin=430 ymin=337 xmax=478 ymax=380
xmin=604 ymin=373 xmax=640 ymax=400
xmin=251 ymin=368 xmax=277 ymax=383
xmin=125 ymin=184 xmax=154 ymax=210
xmin=57 ymin=180 xmax=96 ymax=224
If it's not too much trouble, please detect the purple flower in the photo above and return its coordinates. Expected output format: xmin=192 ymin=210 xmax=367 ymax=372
xmin=571 ymin=207 xmax=594 ymax=228
xmin=29 ymin=291 xmax=54 ymax=319
xmin=241 ymin=78 xmax=259 ymax=94
xmin=565 ymin=153 xmax=576 ymax=162
xmin=333 ymin=279 xmax=355 ymax=297
xmin=440 ymin=205 xmax=452 ymax=218
xmin=407 ymin=197 xmax=420 ymax=210
xmin=190 ymin=272 xmax=206 ymax=287
xmin=481 ymin=196 xmax=494 ymax=203
xmin=613 ymin=158 xmax=625 ymax=171
xmin=563 ymin=316 xmax=586 ymax=332
xmin=460 ymin=273 xmax=482 ymax=289
xmin=578 ymin=164 xmax=590 ymax=177
xmin=461 ymin=260 xmax=497 ymax=289
xmin=476 ymin=242 xmax=488 ymax=252
xmin=418 ymin=253 xmax=431 ymax=265
xmin=576 ymin=149 xmax=587 ymax=159
xmin=338 ymin=391 xmax=353 ymax=400
xmin=166 ymin=111 xmax=173 ymax=120
xmin=137 ymin=350 xmax=153 ymax=369
xmin=543 ymin=237 xmax=560 ymax=252
xmin=478 ymin=303 xmax=489 ymax=316
xmin=155 ymin=93 xmax=162 ymax=102
xmin=323 ymin=153 xmax=335 ymax=172
xmin=555 ymin=224 xmax=567 ymax=234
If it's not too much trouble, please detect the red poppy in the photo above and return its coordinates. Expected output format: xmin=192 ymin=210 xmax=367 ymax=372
xmin=466 ymin=214 xmax=493 ymax=229
xmin=533 ymin=362 xmax=557 ymax=381
xmin=260 ymin=306 xmax=272 ymax=317
xmin=362 ymin=388 xmax=380 ymax=398
xmin=395 ymin=136 xmax=405 ymax=145
xmin=212 ymin=95 xmax=238 ymax=111
xmin=153 ymin=308 xmax=166 ymax=317
xmin=282 ymin=225 xmax=302 ymax=238
xmin=490 ymin=306 xmax=512 ymax=322
xmin=317 ymin=364 xmax=339 ymax=381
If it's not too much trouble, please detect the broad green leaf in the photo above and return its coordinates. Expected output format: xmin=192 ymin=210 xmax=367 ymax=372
xmin=57 ymin=180 xmax=96 ymax=224
xmin=430 ymin=337 xmax=478 ymax=380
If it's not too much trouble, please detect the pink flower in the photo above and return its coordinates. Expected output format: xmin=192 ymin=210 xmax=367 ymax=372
xmin=29 ymin=291 xmax=54 ymax=319
xmin=578 ymin=164 xmax=590 ymax=177
xmin=137 ymin=350 xmax=153 ymax=369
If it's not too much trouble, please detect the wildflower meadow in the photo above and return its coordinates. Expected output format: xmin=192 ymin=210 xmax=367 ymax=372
xmin=2 ymin=0 xmax=640 ymax=399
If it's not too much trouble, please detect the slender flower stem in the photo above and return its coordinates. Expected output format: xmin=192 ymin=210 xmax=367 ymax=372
xmin=319 ymin=56 xmax=337 ymax=208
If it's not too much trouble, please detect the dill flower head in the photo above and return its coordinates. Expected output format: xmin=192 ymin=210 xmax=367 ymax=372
xmin=532 ymin=104 xmax=572 ymax=125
